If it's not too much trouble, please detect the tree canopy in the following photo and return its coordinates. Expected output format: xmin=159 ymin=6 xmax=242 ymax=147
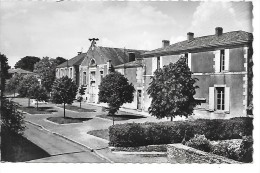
xmin=29 ymin=84 xmax=48 ymax=110
xmin=0 ymin=54 xmax=10 ymax=94
xmin=55 ymin=57 xmax=67 ymax=65
xmin=6 ymin=73 xmax=23 ymax=96
xmin=14 ymin=56 xmax=40 ymax=72
xmin=33 ymin=57 xmax=57 ymax=92
xmin=98 ymin=71 xmax=135 ymax=117
xmin=17 ymin=74 xmax=39 ymax=98
xmin=51 ymin=76 xmax=78 ymax=117
xmin=147 ymin=56 xmax=199 ymax=120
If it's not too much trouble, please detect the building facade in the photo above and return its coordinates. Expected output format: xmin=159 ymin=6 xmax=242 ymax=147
xmin=141 ymin=27 xmax=253 ymax=118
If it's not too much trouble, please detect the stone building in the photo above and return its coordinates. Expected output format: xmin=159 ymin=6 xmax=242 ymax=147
xmin=141 ymin=27 xmax=253 ymax=118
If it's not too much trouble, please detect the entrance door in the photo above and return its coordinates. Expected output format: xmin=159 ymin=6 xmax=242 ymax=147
xmin=137 ymin=90 xmax=142 ymax=110
xmin=89 ymin=81 xmax=95 ymax=103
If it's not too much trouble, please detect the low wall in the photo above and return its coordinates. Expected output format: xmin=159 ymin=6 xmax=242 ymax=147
xmin=167 ymin=144 xmax=241 ymax=164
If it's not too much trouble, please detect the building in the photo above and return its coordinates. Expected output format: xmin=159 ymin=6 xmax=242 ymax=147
xmin=79 ymin=41 xmax=146 ymax=103
xmin=141 ymin=27 xmax=253 ymax=118
xmin=8 ymin=68 xmax=35 ymax=78
xmin=56 ymin=52 xmax=85 ymax=86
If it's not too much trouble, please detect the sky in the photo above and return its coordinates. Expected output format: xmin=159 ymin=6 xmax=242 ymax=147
xmin=0 ymin=0 xmax=253 ymax=68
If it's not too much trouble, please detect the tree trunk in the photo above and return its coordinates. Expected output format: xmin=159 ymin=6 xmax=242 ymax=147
xmin=63 ymin=103 xmax=65 ymax=118
xmin=113 ymin=114 xmax=114 ymax=126
xmin=80 ymin=101 xmax=81 ymax=108
xmin=171 ymin=117 xmax=173 ymax=121
xmin=28 ymin=98 xmax=30 ymax=107
xmin=37 ymin=100 xmax=39 ymax=110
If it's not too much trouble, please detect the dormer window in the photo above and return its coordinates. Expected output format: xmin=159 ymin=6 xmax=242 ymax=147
xmin=128 ymin=52 xmax=135 ymax=62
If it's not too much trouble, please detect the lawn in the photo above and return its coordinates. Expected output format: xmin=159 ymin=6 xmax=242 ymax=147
xmin=47 ymin=117 xmax=92 ymax=124
xmin=18 ymin=106 xmax=57 ymax=114
xmin=97 ymin=114 xmax=146 ymax=121
xmin=57 ymin=105 xmax=96 ymax=112
xmin=87 ymin=129 xmax=109 ymax=140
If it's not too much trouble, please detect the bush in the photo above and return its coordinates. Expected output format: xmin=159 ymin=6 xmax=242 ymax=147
xmin=108 ymin=117 xmax=253 ymax=147
xmin=210 ymin=136 xmax=253 ymax=163
xmin=185 ymin=134 xmax=212 ymax=152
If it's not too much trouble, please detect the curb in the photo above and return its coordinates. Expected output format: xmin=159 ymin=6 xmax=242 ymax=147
xmin=24 ymin=120 xmax=114 ymax=163
xmin=111 ymin=151 xmax=167 ymax=155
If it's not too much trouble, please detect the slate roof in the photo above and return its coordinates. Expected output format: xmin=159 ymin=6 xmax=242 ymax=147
xmin=8 ymin=68 xmax=34 ymax=74
xmin=143 ymin=30 xmax=253 ymax=58
xmin=57 ymin=53 xmax=86 ymax=68
xmin=81 ymin=46 xmax=147 ymax=66
xmin=114 ymin=60 xmax=143 ymax=69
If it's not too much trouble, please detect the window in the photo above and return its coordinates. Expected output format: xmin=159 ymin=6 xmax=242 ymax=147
xmin=157 ymin=57 xmax=160 ymax=70
xmin=90 ymin=59 xmax=96 ymax=66
xmin=83 ymin=72 xmax=87 ymax=85
xmin=185 ymin=53 xmax=188 ymax=65
xmin=216 ymin=87 xmax=225 ymax=110
xmin=90 ymin=71 xmax=95 ymax=81
xmin=100 ymin=71 xmax=104 ymax=81
xmin=220 ymin=50 xmax=225 ymax=72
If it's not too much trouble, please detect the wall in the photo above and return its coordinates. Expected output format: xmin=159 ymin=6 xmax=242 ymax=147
xmin=191 ymin=51 xmax=215 ymax=73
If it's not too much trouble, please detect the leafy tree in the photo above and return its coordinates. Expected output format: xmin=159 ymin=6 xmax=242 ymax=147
xmin=78 ymin=85 xmax=86 ymax=108
xmin=1 ymin=99 xmax=25 ymax=135
xmin=0 ymin=54 xmax=11 ymax=95
xmin=55 ymin=57 xmax=67 ymax=65
xmin=98 ymin=71 xmax=135 ymax=125
xmin=14 ymin=56 xmax=40 ymax=72
xmin=34 ymin=57 xmax=57 ymax=92
xmin=29 ymin=84 xmax=48 ymax=110
xmin=6 ymin=74 xmax=23 ymax=97
xmin=147 ymin=56 xmax=199 ymax=121
xmin=51 ymin=76 xmax=78 ymax=118
xmin=17 ymin=74 xmax=39 ymax=107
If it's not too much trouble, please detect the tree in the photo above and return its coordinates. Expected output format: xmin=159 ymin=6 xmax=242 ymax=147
xmin=51 ymin=76 xmax=78 ymax=118
xmin=55 ymin=57 xmax=67 ymax=65
xmin=29 ymin=84 xmax=48 ymax=110
xmin=78 ymin=85 xmax=86 ymax=108
xmin=14 ymin=56 xmax=40 ymax=72
xmin=147 ymin=56 xmax=199 ymax=121
xmin=34 ymin=57 xmax=57 ymax=92
xmin=17 ymin=74 xmax=39 ymax=107
xmin=6 ymin=74 xmax=23 ymax=97
xmin=0 ymin=54 xmax=11 ymax=95
xmin=98 ymin=71 xmax=135 ymax=125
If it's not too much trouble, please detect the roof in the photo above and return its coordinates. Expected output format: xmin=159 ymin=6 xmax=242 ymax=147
xmin=8 ymin=68 xmax=34 ymax=74
xmin=82 ymin=46 xmax=147 ymax=66
xmin=57 ymin=53 xmax=86 ymax=68
xmin=114 ymin=60 xmax=143 ymax=69
xmin=143 ymin=30 xmax=253 ymax=58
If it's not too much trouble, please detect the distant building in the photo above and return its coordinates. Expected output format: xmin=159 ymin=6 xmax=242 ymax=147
xmin=141 ymin=27 xmax=253 ymax=118
xmin=8 ymin=68 xmax=35 ymax=78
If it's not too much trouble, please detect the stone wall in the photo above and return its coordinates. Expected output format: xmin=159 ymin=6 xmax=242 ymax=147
xmin=167 ymin=143 xmax=241 ymax=164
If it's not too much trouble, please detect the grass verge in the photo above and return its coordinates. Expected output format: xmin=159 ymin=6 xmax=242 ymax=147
xmin=97 ymin=114 xmax=146 ymax=121
xmin=47 ymin=117 xmax=92 ymax=124
xmin=18 ymin=106 xmax=57 ymax=114
xmin=87 ymin=129 xmax=109 ymax=140
xmin=57 ymin=105 xmax=96 ymax=112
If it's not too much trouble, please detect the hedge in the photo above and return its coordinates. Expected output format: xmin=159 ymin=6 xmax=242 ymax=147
xmin=108 ymin=117 xmax=253 ymax=147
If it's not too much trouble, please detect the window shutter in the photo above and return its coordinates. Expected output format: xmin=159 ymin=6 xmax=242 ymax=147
xmin=225 ymin=87 xmax=230 ymax=113
xmin=215 ymin=50 xmax=220 ymax=73
xmin=209 ymin=87 xmax=215 ymax=111
xmin=188 ymin=53 xmax=192 ymax=70
xmin=224 ymin=49 xmax=230 ymax=71
xmin=152 ymin=57 xmax=157 ymax=74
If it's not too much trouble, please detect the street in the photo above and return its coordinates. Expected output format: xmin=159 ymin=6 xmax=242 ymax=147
xmin=24 ymin=122 xmax=108 ymax=163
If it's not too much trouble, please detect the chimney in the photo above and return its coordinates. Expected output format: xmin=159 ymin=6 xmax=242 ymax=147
xmin=162 ymin=40 xmax=170 ymax=48
xmin=187 ymin=32 xmax=194 ymax=41
xmin=77 ymin=52 xmax=82 ymax=55
xmin=128 ymin=52 xmax=135 ymax=62
xmin=215 ymin=27 xmax=223 ymax=36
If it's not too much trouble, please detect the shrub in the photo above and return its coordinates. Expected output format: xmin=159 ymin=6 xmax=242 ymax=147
xmin=108 ymin=117 xmax=253 ymax=147
xmin=185 ymin=134 xmax=212 ymax=152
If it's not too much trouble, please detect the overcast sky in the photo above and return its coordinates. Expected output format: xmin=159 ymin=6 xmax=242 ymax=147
xmin=0 ymin=0 xmax=253 ymax=67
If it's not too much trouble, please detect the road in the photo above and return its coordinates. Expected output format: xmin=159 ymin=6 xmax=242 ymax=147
xmin=24 ymin=122 xmax=108 ymax=163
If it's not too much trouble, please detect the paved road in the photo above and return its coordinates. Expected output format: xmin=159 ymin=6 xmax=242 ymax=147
xmin=24 ymin=122 xmax=108 ymax=163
